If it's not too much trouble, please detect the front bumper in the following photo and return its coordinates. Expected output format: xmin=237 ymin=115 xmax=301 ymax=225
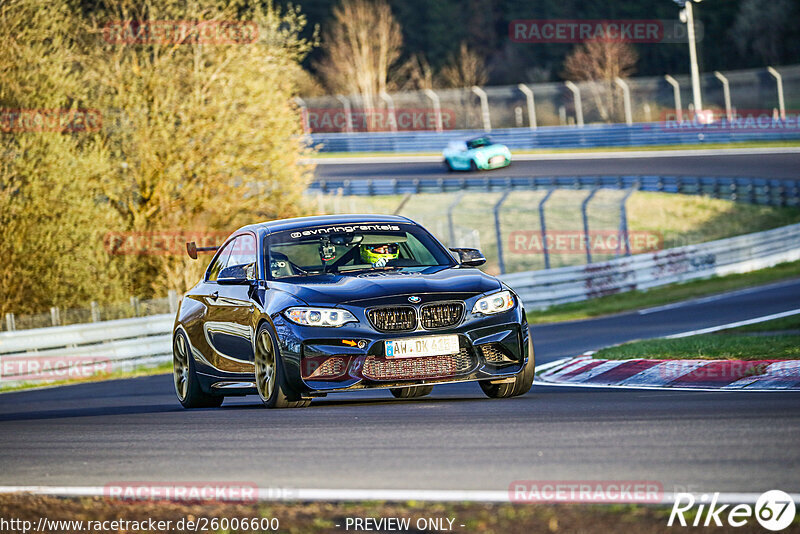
xmin=479 ymin=156 xmax=511 ymax=170
xmin=273 ymin=304 xmax=531 ymax=394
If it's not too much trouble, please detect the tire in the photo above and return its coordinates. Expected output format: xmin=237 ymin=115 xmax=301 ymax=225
xmin=444 ymin=159 xmax=454 ymax=172
xmin=479 ymin=339 xmax=535 ymax=399
xmin=173 ymin=330 xmax=224 ymax=409
xmin=254 ymin=323 xmax=310 ymax=409
xmin=390 ymin=385 xmax=434 ymax=399
xmin=470 ymin=159 xmax=478 ymax=171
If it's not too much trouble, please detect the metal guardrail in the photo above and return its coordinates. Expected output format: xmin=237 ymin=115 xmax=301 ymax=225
xmin=0 ymin=314 xmax=173 ymax=385
xmin=500 ymin=223 xmax=800 ymax=310
xmin=312 ymin=175 xmax=800 ymax=208
xmin=1 ymin=224 xmax=798 ymax=382
xmin=309 ymin=122 xmax=800 ymax=152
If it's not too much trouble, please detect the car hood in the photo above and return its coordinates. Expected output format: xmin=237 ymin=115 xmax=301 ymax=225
xmin=271 ymin=267 xmax=502 ymax=306
xmin=473 ymin=144 xmax=510 ymax=158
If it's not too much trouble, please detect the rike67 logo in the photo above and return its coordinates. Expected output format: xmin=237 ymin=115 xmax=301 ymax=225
xmin=669 ymin=490 xmax=796 ymax=531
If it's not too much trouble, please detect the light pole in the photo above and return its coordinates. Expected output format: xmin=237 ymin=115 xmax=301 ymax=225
xmin=676 ymin=0 xmax=703 ymax=115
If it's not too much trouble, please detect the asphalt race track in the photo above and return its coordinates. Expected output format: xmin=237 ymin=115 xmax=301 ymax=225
xmin=1 ymin=278 xmax=799 ymax=494
xmin=314 ymin=150 xmax=800 ymax=181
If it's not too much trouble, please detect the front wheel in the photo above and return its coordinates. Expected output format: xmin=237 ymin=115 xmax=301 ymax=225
xmin=390 ymin=385 xmax=434 ymax=399
xmin=480 ymin=339 xmax=535 ymax=399
xmin=173 ymin=331 xmax=223 ymax=409
xmin=469 ymin=159 xmax=478 ymax=171
xmin=254 ymin=323 xmax=310 ymax=409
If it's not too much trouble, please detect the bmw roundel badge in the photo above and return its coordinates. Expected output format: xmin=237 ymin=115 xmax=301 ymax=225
xmin=408 ymin=295 xmax=421 ymax=303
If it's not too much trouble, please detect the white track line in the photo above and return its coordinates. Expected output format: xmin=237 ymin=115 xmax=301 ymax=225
xmin=308 ymin=146 xmax=800 ymax=165
xmin=638 ymin=278 xmax=800 ymax=315
xmin=664 ymin=308 xmax=800 ymax=339
xmin=0 ymin=486 xmax=796 ymax=505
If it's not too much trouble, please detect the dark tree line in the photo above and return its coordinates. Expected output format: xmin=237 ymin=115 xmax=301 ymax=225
xmin=287 ymin=0 xmax=800 ymax=84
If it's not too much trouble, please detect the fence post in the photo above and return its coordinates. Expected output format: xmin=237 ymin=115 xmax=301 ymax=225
xmin=447 ymin=191 xmax=465 ymax=246
xmin=614 ymin=77 xmax=633 ymax=126
xmin=564 ymin=81 xmax=584 ymax=127
xmin=5 ymin=313 xmax=15 ymax=331
xmin=581 ymin=188 xmax=599 ymax=264
xmin=393 ymin=193 xmax=413 ymax=215
xmin=423 ymin=89 xmax=443 ymax=132
xmin=616 ymin=185 xmax=638 ymax=257
xmin=493 ymin=190 xmax=512 ymax=274
xmin=538 ymin=189 xmax=556 ymax=269
xmin=664 ymin=75 xmax=683 ymax=122
xmin=766 ymin=66 xmax=786 ymax=121
xmin=335 ymin=95 xmax=353 ymax=133
xmin=713 ymin=71 xmax=732 ymax=122
xmin=517 ymin=84 xmax=537 ymax=130
xmin=130 ymin=296 xmax=140 ymax=317
xmin=471 ymin=86 xmax=492 ymax=132
xmin=50 ymin=306 xmax=61 ymax=327
xmin=379 ymin=90 xmax=398 ymax=132
xmin=168 ymin=290 xmax=178 ymax=315
xmin=91 ymin=301 xmax=101 ymax=322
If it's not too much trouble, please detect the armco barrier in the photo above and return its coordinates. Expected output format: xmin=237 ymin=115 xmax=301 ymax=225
xmin=0 ymin=314 xmax=173 ymax=385
xmin=500 ymin=223 xmax=800 ymax=310
xmin=1 ymin=224 xmax=798 ymax=378
xmin=311 ymin=175 xmax=800 ymax=207
xmin=309 ymin=122 xmax=800 ymax=153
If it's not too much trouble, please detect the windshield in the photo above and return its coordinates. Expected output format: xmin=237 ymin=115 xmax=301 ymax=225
xmin=466 ymin=137 xmax=491 ymax=149
xmin=265 ymin=222 xmax=454 ymax=279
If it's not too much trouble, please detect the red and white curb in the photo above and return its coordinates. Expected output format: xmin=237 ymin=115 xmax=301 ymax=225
xmin=536 ymin=355 xmax=800 ymax=391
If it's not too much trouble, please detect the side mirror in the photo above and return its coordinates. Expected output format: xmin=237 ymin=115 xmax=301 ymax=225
xmin=449 ymin=247 xmax=486 ymax=267
xmin=186 ymin=241 xmax=219 ymax=260
xmin=217 ymin=264 xmax=253 ymax=285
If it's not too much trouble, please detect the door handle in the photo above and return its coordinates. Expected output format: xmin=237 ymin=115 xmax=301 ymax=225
xmin=210 ymin=291 xmax=219 ymax=301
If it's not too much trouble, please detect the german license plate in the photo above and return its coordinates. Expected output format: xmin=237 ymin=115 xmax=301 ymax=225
xmin=489 ymin=156 xmax=505 ymax=165
xmin=385 ymin=335 xmax=460 ymax=359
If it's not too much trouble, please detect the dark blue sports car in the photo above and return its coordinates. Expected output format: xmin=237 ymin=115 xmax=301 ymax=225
xmin=173 ymin=214 xmax=534 ymax=408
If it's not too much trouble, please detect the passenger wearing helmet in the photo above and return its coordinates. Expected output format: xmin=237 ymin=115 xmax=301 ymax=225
xmin=360 ymin=243 xmax=399 ymax=267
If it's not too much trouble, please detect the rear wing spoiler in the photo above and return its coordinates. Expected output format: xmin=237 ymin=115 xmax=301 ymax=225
xmin=186 ymin=241 xmax=219 ymax=260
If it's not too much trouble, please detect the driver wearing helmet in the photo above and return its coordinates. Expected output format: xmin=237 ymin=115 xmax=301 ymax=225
xmin=360 ymin=242 xmax=399 ymax=268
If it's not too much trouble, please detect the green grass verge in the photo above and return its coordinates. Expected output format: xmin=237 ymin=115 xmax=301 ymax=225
xmin=310 ymin=139 xmax=800 ymax=158
xmin=595 ymin=334 xmax=800 ymax=361
xmin=0 ymin=361 xmax=171 ymax=393
xmin=527 ymin=259 xmax=800 ymax=324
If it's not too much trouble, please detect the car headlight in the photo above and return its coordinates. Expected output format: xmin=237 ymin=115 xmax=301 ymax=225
xmin=284 ymin=307 xmax=358 ymax=327
xmin=472 ymin=290 xmax=515 ymax=315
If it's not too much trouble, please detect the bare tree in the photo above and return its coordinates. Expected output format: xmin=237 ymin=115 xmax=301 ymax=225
xmin=438 ymin=42 xmax=489 ymax=88
xmin=394 ymin=53 xmax=435 ymax=91
xmin=315 ymin=0 xmax=403 ymax=115
xmin=563 ymin=40 xmax=637 ymax=123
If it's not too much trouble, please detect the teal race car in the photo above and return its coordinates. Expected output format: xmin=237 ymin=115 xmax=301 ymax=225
xmin=443 ymin=136 xmax=512 ymax=171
